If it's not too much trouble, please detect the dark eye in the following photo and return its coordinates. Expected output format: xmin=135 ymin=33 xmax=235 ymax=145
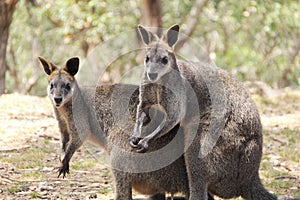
xmin=145 ymin=55 xmax=150 ymax=63
xmin=161 ymin=56 xmax=168 ymax=65
xmin=65 ymin=83 xmax=71 ymax=91
xmin=50 ymin=83 xmax=54 ymax=90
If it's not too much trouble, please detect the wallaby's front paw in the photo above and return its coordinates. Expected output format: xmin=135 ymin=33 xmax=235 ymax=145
xmin=57 ymin=162 xmax=69 ymax=178
xmin=129 ymin=136 xmax=140 ymax=148
xmin=136 ymin=139 xmax=149 ymax=153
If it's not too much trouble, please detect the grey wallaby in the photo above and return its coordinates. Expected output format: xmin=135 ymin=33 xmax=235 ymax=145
xmin=38 ymin=57 xmax=216 ymax=200
xmin=129 ymin=24 xmax=277 ymax=200
xmin=129 ymin=24 xmax=186 ymax=152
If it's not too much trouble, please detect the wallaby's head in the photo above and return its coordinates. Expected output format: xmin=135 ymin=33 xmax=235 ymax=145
xmin=138 ymin=24 xmax=180 ymax=83
xmin=38 ymin=57 xmax=79 ymax=108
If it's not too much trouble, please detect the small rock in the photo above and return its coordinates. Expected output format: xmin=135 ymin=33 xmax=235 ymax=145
xmin=37 ymin=182 xmax=54 ymax=192
xmin=42 ymin=167 xmax=53 ymax=172
xmin=28 ymin=185 xmax=37 ymax=191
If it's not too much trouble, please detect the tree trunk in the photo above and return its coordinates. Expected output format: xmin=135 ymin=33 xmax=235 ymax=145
xmin=139 ymin=0 xmax=162 ymax=37
xmin=0 ymin=0 xmax=18 ymax=95
xmin=136 ymin=0 xmax=162 ymax=63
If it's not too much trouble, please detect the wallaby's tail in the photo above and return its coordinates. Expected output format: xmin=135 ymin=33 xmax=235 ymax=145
xmin=241 ymin=177 xmax=277 ymax=200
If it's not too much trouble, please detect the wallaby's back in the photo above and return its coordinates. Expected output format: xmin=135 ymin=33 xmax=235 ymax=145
xmin=177 ymin=60 xmax=275 ymax=199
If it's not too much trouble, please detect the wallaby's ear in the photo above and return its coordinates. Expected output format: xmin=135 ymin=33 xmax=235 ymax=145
xmin=138 ymin=25 xmax=156 ymax=45
xmin=38 ymin=56 xmax=57 ymax=75
xmin=64 ymin=57 xmax=79 ymax=76
xmin=165 ymin=24 xmax=180 ymax=47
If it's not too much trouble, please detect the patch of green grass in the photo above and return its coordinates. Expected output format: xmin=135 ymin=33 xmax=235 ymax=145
xmin=23 ymin=171 xmax=43 ymax=180
xmin=278 ymin=129 xmax=299 ymax=162
xmin=266 ymin=180 xmax=294 ymax=190
xmin=293 ymin=190 xmax=300 ymax=198
xmin=6 ymin=183 xmax=27 ymax=194
xmin=99 ymin=188 xmax=110 ymax=194
xmin=261 ymin=127 xmax=300 ymax=197
xmin=261 ymin=167 xmax=289 ymax=179
xmin=72 ymin=159 xmax=97 ymax=170
xmin=102 ymin=170 xmax=110 ymax=178
xmin=0 ymin=146 xmax=55 ymax=169
xmin=30 ymin=192 xmax=39 ymax=198
xmin=43 ymin=138 xmax=50 ymax=145
xmin=260 ymin=160 xmax=271 ymax=171
xmin=264 ymin=128 xmax=300 ymax=162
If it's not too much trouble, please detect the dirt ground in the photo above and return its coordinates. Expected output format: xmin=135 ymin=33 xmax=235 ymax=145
xmin=0 ymin=87 xmax=299 ymax=200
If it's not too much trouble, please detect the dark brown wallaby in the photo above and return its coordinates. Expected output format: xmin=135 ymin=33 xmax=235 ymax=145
xmin=39 ymin=57 xmax=217 ymax=200
xmin=129 ymin=24 xmax=277 ymax=200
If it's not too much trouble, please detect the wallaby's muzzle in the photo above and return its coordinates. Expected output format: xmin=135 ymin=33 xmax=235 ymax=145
xmin=54 ymin=97 xmax=63 ymax=107
xmin=147 ymin=73 xmax=158 ymax=82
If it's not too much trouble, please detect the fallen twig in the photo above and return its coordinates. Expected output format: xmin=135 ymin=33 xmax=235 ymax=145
xmin=0 ymin=145 xmax=30 ymax=152
xmin=275 ymin=175 xmax=298 ymax=180
xmin=38 ymin=133 xmax=59 ymax=140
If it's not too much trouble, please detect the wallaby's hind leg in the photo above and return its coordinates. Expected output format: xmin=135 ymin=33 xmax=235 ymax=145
xmin=241 ymin=175 xmax=277 ymax=200
xmin=186 ymin=161 xmax=208 ymax=200
xmin=113 ymin=171 xmax=133 ymax=200
xmin=184 ymin=134 xmax=208 ymax=200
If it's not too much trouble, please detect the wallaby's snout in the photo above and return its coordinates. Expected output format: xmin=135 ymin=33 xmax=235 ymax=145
xmin=47 ymin=76 xmax=73 ymax=108
xmin=54 ymin=97 xmax=63 ymax=106
xmin=145 ymin=60 xmax=172 ymax=83
xmin=147 ymin=72 xmax=158 ymax=82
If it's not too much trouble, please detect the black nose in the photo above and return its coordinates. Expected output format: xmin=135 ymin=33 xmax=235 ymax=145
xmin=54 ymin=97 xmax=62 ymax=105
xmin=148 ymin=73 xmax=158 ymax=81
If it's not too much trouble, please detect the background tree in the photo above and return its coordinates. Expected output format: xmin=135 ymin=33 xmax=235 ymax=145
xmin=0 ymin=0 xmax=18 ymax=95
xmin=4 ymin=0 xmax=300 ymax=96
xmin=140 ymin=0 xmax=162 ymax=36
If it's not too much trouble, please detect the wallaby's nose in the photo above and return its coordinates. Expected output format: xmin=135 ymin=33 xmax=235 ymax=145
xmin=148 ymin=73 xmax=158 ymax=81
xmin=54 ymin=97 xmax=62 ymax=105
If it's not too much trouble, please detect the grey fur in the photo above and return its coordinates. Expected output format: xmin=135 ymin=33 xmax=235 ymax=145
xmin=131 ymin=25 xmax=277 ymax=200
xmin=39 ymin=57 xmax=210 ymax=200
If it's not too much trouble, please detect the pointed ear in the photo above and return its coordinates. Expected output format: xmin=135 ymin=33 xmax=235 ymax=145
xmin=165 ymin=24 xmax=180 ymax=47
xmin=38 ymin=56 xmax=57 ymax=75
xmin=138 ymin=25 xmax=155 ymax=45
xmin=64 ymin=57 xmax=79 ymax=76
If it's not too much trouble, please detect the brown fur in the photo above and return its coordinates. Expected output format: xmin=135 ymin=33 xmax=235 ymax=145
xmin=39 ymin=57 xmax=195 ymax=200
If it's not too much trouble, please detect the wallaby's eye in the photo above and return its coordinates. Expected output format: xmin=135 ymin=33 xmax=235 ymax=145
xmin=65 ymin=83 xmax=71 ymax=91
xmin=161 ymin=56 xmax=168 ymax=65
xmin=145 ymin=55 xmax=150 ymax=63
xmin=50 ymin=83 xmax=54 ymax=90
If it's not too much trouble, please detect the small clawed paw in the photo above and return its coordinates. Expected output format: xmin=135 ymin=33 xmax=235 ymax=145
xmin=57 ymin=162 xmax=70 ymax=178
xmin=136 ymin=140 xmax=149 ymax=153
xmin=129 ymin=136 xmax=140 ymax=148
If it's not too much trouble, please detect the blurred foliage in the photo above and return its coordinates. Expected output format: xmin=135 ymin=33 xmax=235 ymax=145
xmin=6 ymin=0 xmax=300 ymax=96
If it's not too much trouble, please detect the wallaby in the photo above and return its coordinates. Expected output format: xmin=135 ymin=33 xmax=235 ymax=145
xmin=39 ymin=57 xmax=216 ymax=200
xmin=129 ymin=24 xmax=186 ymax=153
xmin=129 ymin=24 xmax=277 ymax=200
